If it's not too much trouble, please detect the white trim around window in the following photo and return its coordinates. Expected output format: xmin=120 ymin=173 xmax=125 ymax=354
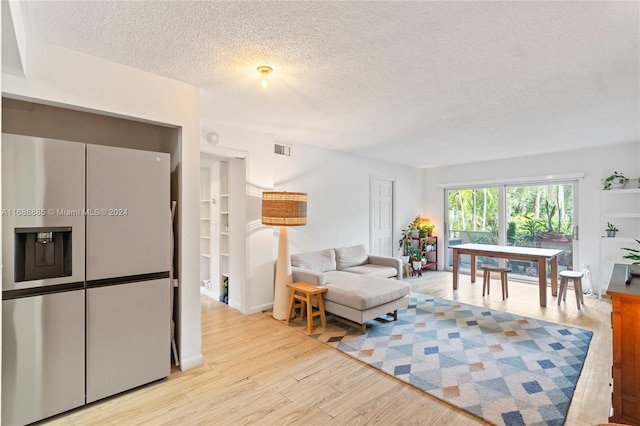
xmin=438 ymin=173 xmax=585 ymax=190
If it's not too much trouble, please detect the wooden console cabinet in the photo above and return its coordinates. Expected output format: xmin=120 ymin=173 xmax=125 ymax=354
xmin=606 ymin=263 xmax=640 ymax=425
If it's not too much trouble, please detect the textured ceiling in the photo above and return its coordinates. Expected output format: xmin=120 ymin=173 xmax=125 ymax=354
xmin=14 ymin=1 xmax=640 ymax=168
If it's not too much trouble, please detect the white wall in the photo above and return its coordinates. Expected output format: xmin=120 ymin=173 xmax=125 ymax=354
xmin=2 ymin=41 xmax=203 ymax=370
xmin=200 ymin=118 xmax=425 ymax=314
xmin=424 ymin=140 xmax=640 ymax=291
xmin=274 ymin=143 xmax=425 ymax=256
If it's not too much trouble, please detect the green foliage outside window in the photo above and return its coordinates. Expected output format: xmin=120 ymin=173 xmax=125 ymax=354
xmin=448 ymin=184 xmax=574 ymax=248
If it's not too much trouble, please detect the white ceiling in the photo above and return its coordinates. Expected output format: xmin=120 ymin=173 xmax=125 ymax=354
xmin=11 ymin=1 xmax=640 ymax=168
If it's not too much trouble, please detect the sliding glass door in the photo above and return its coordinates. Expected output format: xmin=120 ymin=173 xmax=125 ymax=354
xmin=505 ymin=183 xmax=575 ymax=279
xmin=446 ymin=181 xmax=577 ymax=281
xmin=447 ymin=187 xmax=499 ymax=271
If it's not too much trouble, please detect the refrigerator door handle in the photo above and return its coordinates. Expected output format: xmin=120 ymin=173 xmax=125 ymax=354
xmin=86 ymin=271 xmax=170 ymax=289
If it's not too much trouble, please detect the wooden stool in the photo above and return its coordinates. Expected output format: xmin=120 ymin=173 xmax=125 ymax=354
xmin=558 ymin=270 xmax=584 ymax=310
xmin=285 ymin=282 xmax=328 ymax=333
xmin=481 ymin=265 xmax=511 ymax=300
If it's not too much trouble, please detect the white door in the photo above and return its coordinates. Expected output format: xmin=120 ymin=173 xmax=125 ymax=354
xmin=370 ymin=178 xmax=394 ymax=256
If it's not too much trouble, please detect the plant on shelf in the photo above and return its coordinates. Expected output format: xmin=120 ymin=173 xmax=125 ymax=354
xmin=406 ymin=216 xmax=424 ymax=239
xmin=406 ymin=215 xmax=435 ymax=238
xmin=423 ymin=238 xmax=436 ymax=252
xmin=606 ymin=222 xmax=619 ymax=238
xmin=409 ymin=246 xmax=422 ymax=261
xmin=408 ymin=216 xmax=421 ymax=231
xmin=409 ymin=246 xmax=423 ymax=270
xmin=603 ymin=171 xmax=629 ymax=190
xmin=424 ymin=224 xmax=435 ymax=237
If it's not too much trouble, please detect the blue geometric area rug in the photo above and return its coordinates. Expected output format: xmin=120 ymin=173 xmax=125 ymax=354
xmin=298 ymin=293 xmax=593 ymax=426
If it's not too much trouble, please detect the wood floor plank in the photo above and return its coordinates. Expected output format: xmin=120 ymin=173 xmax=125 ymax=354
xmin=41 ymin=271 xmax=612 ymax=425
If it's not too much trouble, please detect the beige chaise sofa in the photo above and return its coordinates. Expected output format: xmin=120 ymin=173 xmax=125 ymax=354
xmin=291 ymin=244 xmax=411 ymax=332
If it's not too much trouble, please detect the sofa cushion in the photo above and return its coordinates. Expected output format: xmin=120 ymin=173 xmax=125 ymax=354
xmin=335 ymin=244 xmax=368 ymax=270
xmin=291 ymin=249 xmax=336 ymax=272
xmin=341 ymin=264 xmax=398 ymax=278
xmin=323 ymin=271 xmax=410 ymax=310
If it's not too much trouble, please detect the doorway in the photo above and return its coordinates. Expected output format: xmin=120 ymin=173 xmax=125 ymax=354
xmin=370 ymin=177 xmax=395 ymax=256
xmin=199 ymin=152 xmax=246 ymax=311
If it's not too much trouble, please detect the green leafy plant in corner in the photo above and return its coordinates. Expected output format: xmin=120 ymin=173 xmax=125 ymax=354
xmin=607 ymin=222 xmax=619 ymax=232
xmin=622 ymin=239 xmax=640 ymax=265
xmin=398 ymin=229 xmax=412 ymax=256
xmin=603 ymin=172 xmax=629 ymax=190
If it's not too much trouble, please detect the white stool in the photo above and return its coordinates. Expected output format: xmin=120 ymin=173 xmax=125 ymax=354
xmin=557 ymin=270 xmax=585 ymax=310
xmin=481 ymin=264 xmax=511 ymax=300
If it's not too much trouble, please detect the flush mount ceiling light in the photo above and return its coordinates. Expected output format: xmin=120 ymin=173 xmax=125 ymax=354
xmin=257 ymin=65 xmax=273 ymax=90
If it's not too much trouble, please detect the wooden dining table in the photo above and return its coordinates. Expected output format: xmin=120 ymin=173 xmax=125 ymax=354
xmin=450 ymin=243 xmax=564 ymax=307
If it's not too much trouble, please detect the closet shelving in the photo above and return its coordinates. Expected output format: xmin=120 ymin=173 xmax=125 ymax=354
xmin=599 ymin=183 xmax=640 ymax=296
xmin=200 ymin=159 xmax=230 ymax=304
xmin=200 ymin=166 xmax=212 ymax=292
xmin=219 ymin=161 xmax=230 ymax=304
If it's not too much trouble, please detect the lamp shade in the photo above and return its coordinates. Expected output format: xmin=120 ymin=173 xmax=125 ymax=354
xmin=261 ymin=192 xmax=307 ymax=226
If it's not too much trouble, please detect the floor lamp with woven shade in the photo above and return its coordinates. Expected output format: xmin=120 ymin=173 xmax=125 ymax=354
xmin=262 ymin=191 xmax=307 ymax=320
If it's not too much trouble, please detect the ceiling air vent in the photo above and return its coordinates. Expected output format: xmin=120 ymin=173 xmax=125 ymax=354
xmin=274 ymin=143 xmax=291 ymax=156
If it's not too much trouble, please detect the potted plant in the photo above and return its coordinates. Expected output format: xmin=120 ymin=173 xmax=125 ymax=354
xmin=424 ymin=224 xmax=435 ymax=237
xmin=423 ymin=238 xmax=436 ymax=252
xmin=603 ymin=172 xmax=629 ymax=190
xmin=622 ymin=239 xmax=640 ymax=275
xmin=398 ymin=229 xmax=411 ymax=255
xmin=409 ymin=246 xmax=423 ymax=271
xmin=398 ymin=229 xmax=412 ymax=265
xmin=407 ymin=216 xmax=422 ymax=236
xmin=606 ymin=222 xmax=618 ymax=237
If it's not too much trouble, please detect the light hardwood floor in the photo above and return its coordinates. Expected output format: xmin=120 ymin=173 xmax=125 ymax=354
xmin=46 ymin=271 xmax=612 ymax=425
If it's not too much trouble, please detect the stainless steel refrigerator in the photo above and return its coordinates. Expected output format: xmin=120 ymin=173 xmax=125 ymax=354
xmin=2 ymin=134 xmax=171 ymax=425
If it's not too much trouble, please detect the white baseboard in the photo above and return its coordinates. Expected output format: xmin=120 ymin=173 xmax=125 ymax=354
xmin=179 ymin=353 xmax=204 ymax=371
xmin=228 ymin=300 xmax=241 ymax=311
xmin=248 ymin=302 xmax=273 ymax=315
xmin=199 ymin=286 xmax=220 ymax=300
